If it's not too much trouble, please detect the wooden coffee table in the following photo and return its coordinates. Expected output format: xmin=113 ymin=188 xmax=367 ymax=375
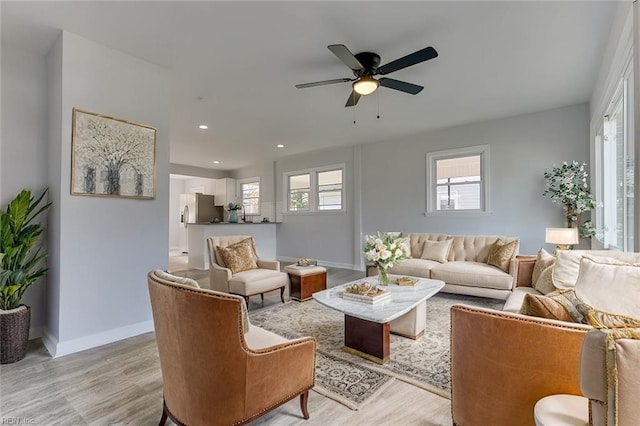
xmin=313 ymin=275 xmax=444 ymax=364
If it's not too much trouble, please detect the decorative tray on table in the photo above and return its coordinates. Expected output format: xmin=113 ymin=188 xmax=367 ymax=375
xmin=396 ymin=276 xmax=419 ymax=286
xmin=340 ymin=281 xmax=391 ymax=304
xmin=296 ymin=257 xmax=317 ymax=267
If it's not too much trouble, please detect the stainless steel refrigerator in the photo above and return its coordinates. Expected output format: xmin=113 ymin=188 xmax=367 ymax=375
xmin=179 ymin=193 xmax=221 ymax=253
xmin=180 ymin=193 xmax=220 ymax=224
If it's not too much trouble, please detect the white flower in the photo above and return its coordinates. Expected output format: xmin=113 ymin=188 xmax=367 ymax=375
xmin=362 ymin=231 xmax=408 ymax=269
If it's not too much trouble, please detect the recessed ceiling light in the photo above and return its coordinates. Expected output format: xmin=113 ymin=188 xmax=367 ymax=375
xmin=199 ymin=124 xmax=208 ymax=130
xmin=213 ymin=160 xmax=220 ymax=164
xmin=277 ymin=144 xmax=284 ymax=148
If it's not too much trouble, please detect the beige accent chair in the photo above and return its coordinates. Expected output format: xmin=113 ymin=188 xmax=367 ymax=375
xmin=534 ymin=328 xmax=640 ymax=426
xmin=206 ymin=235 xmax=288 ymax=304
xmin=147 ymin=270 xmax=316 ymax=426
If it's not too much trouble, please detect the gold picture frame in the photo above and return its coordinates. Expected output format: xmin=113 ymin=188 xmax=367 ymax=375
xmin=71 ymin=108 xmax=157 ymax=199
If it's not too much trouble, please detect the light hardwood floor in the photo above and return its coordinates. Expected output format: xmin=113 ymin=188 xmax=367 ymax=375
xmin=0 ymin=258 xmax=452 ymax=425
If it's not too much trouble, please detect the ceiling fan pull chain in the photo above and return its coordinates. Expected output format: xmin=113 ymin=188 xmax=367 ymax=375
xmin=353 ymin=93 xmax=357 ymax=124
xmin=377 ymin=90 xmax=381 ymax=119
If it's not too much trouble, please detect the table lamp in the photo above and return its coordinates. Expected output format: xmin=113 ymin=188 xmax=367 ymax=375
xmin=545 ymin=227 xmax=579 ymax=252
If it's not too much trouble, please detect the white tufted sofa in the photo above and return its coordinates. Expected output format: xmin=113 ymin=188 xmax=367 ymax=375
xmin=388 ymin=233 xmax=519 ymax=300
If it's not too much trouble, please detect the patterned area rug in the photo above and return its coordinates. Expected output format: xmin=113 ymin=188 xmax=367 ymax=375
xmin=249 ymin=293 xmax=503 ymax=410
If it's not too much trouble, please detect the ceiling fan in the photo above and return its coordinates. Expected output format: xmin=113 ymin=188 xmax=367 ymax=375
xmin=295 ymin=44 xmax=438 ymax=107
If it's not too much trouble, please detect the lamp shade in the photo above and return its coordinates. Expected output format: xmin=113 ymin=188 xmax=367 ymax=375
xmin=353 ymin=76 xmax=379 ymax=95
xmin=545 ymin=227 xmax=579 ymax=245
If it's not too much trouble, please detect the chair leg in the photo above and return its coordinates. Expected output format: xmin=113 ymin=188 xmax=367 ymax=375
xmin=159 ymin=400 xmax=168 ymax=426
xmin=300 ymin=391 xmax=310 ymax=419
xmin=280 ymin=286 xmax=285 ymax=303
xmin=260 ymin=293 xmax=264 ymax=301
xmin=244 ymin=295 xmax=250 ymax=305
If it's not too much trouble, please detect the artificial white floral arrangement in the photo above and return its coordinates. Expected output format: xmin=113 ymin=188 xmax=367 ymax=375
xmin=543 ymin=161 xmax=597 ymax=237
xmin=363 ymin=232 xmax=409 ymax=284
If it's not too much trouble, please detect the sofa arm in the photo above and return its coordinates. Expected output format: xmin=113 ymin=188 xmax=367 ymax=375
xmin=512 ymin=255 xmax=537 ymax=287
xmin=451 ymin=305 xmax=591 ymax=426
xmin=581 ymin=328 xmax=640 ymax=426
xmin=257 ymin=259 xmax=280 ymax=270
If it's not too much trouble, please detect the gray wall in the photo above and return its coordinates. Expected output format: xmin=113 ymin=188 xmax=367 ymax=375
xmin=260 ymin=103 xmax=589 ymax=268
xmin=45 ymin=31 xmax=170 ymax=356
xmin=361 ymin=103 xmax=590 ymax=255
xmin=0 ymin=46 xmax=50 ymax=336
xmin=275 ymin=146 xmax=357 ymax=269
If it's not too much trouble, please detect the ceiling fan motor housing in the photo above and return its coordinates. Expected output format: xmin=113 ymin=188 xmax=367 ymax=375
xmin=354 ymin=52 xmax=381 ymax=76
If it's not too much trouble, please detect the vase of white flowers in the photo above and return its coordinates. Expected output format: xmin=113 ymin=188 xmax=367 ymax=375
xmin=363 ymin=232 xmax=409 ymax=285
xmin=543 ymin=161 xmax=596 ymax=237
xmin=226 ymin=202 xmax=242 ymax=223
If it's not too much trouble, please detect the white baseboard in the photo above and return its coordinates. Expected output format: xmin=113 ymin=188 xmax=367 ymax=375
xmin=42 ymin=320 xmax=154 ymax=358
xmin=277 ymin=256 xmax=361 ymax=271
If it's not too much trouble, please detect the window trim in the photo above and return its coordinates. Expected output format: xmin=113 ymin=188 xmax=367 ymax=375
xmin=425 ymin=145 xmax=490 ymax=215
xmin=283 ymin=164 xmax=346 ymax=214
xmin=237 ymin=177 xmax=261 ymax=216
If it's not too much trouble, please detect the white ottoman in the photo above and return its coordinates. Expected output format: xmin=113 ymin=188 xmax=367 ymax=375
xmin=534 ymin=394 xmax=588 ymax=426
xmin=284 ymin=265 xmax=327 ymax=301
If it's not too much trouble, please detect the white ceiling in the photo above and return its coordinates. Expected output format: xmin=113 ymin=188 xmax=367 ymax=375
xmin=2 ymin=1 xmax=620 ymax=171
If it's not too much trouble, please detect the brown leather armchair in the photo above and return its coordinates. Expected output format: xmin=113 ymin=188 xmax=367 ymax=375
xmin=450 ymin=305 xmax=591 ymax=426
xmin=147 ymin=270 xmax=316 ymax=425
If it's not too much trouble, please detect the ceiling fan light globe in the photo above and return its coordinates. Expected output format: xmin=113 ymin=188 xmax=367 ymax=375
xmin=353 ymin=77 xmax=379 ymax=95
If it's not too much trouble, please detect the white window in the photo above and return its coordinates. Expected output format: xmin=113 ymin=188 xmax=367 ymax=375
xmin=426 ymin=145 xmax=490 ymax=214
xmin=288 ymin=173 xmax=310 ymax=212
xmin=317 ymin=169 xmax=343 ymax=210
xmin=285 ymin=165 xmax=345 ymax=213
xmin=596 ymin=67 xmax=634 ymax=250
xmin=238 ymin=178 xmax=260 ymax=216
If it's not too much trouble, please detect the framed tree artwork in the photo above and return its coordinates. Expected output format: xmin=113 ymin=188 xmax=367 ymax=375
xmin=71 ymin=108 xmax=157 ymax=199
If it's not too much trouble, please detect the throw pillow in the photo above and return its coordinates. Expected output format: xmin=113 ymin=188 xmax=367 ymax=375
xmin=216 ymin=237 xmax=257 ymax=267
xmin=573 ymin=256 xmax=640 ymax=328
xmin=532 ymin=248 xmax=556 ymax=287
xmin=487 ymin=239 xmax=518 ymax=272
xmin=396 ymin=237 xmax=412 ymax=258
xmin=533 ymin=265 xmax=557 ymax=295
xmin=520 ymin=292 xmax=576 ymax=323
xmin=420 ymin=239 xmax=453 ymax=263
xmin=216 ymin=242 xmax=258 ymax=274
xmin=519 ymin=289 xmax=585 ymax=323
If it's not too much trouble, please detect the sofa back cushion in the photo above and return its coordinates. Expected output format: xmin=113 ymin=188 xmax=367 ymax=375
xmin=553 ymin=250 xmax=640 ymax=289
xmin=573 ymin=256 xmax=640 ymax=328
xmin=448 ymin=235 xmax=519 ymax=263
xmin=402 ymin=233 xmax=451 ymax=258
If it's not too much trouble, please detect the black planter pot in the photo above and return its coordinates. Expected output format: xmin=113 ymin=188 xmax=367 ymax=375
xmin=0 ymin=305 xmax=31 ymax=364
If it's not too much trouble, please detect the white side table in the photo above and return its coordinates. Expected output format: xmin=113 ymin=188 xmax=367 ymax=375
xmin=534 ymin=394 xmax=588 ymax=426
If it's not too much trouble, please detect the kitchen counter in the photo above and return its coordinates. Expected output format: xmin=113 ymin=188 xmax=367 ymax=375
xmin=187 ymin=222 xmax=278 ymax=269
xmin=190 ymin=221 xmax=280 ymax=225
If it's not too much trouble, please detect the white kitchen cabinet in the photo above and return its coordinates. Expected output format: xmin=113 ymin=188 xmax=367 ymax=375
xmin=214 ymin=178 xmax=237 ymax=206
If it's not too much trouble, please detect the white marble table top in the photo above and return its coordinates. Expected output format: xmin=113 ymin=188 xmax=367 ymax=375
xmin=312 ymin=274 xmax=445 ymax=323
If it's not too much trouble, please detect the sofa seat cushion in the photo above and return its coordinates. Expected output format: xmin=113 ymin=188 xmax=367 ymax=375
xmin=229 ymin=269 xmax=288 ymax=296
xmin=244 ymin=325 xmax=289 ymax=350
xmin=430 ymin=261 xmax=514 ymax=290
xmin=389 ymin=258 xmax=439 ymax=278
xmin=503 ymin=286 xmax=540 ymax=313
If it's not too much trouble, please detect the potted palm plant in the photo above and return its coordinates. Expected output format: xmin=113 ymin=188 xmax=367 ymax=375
xmin=0 ymin=189 xmax=50 ymax=363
